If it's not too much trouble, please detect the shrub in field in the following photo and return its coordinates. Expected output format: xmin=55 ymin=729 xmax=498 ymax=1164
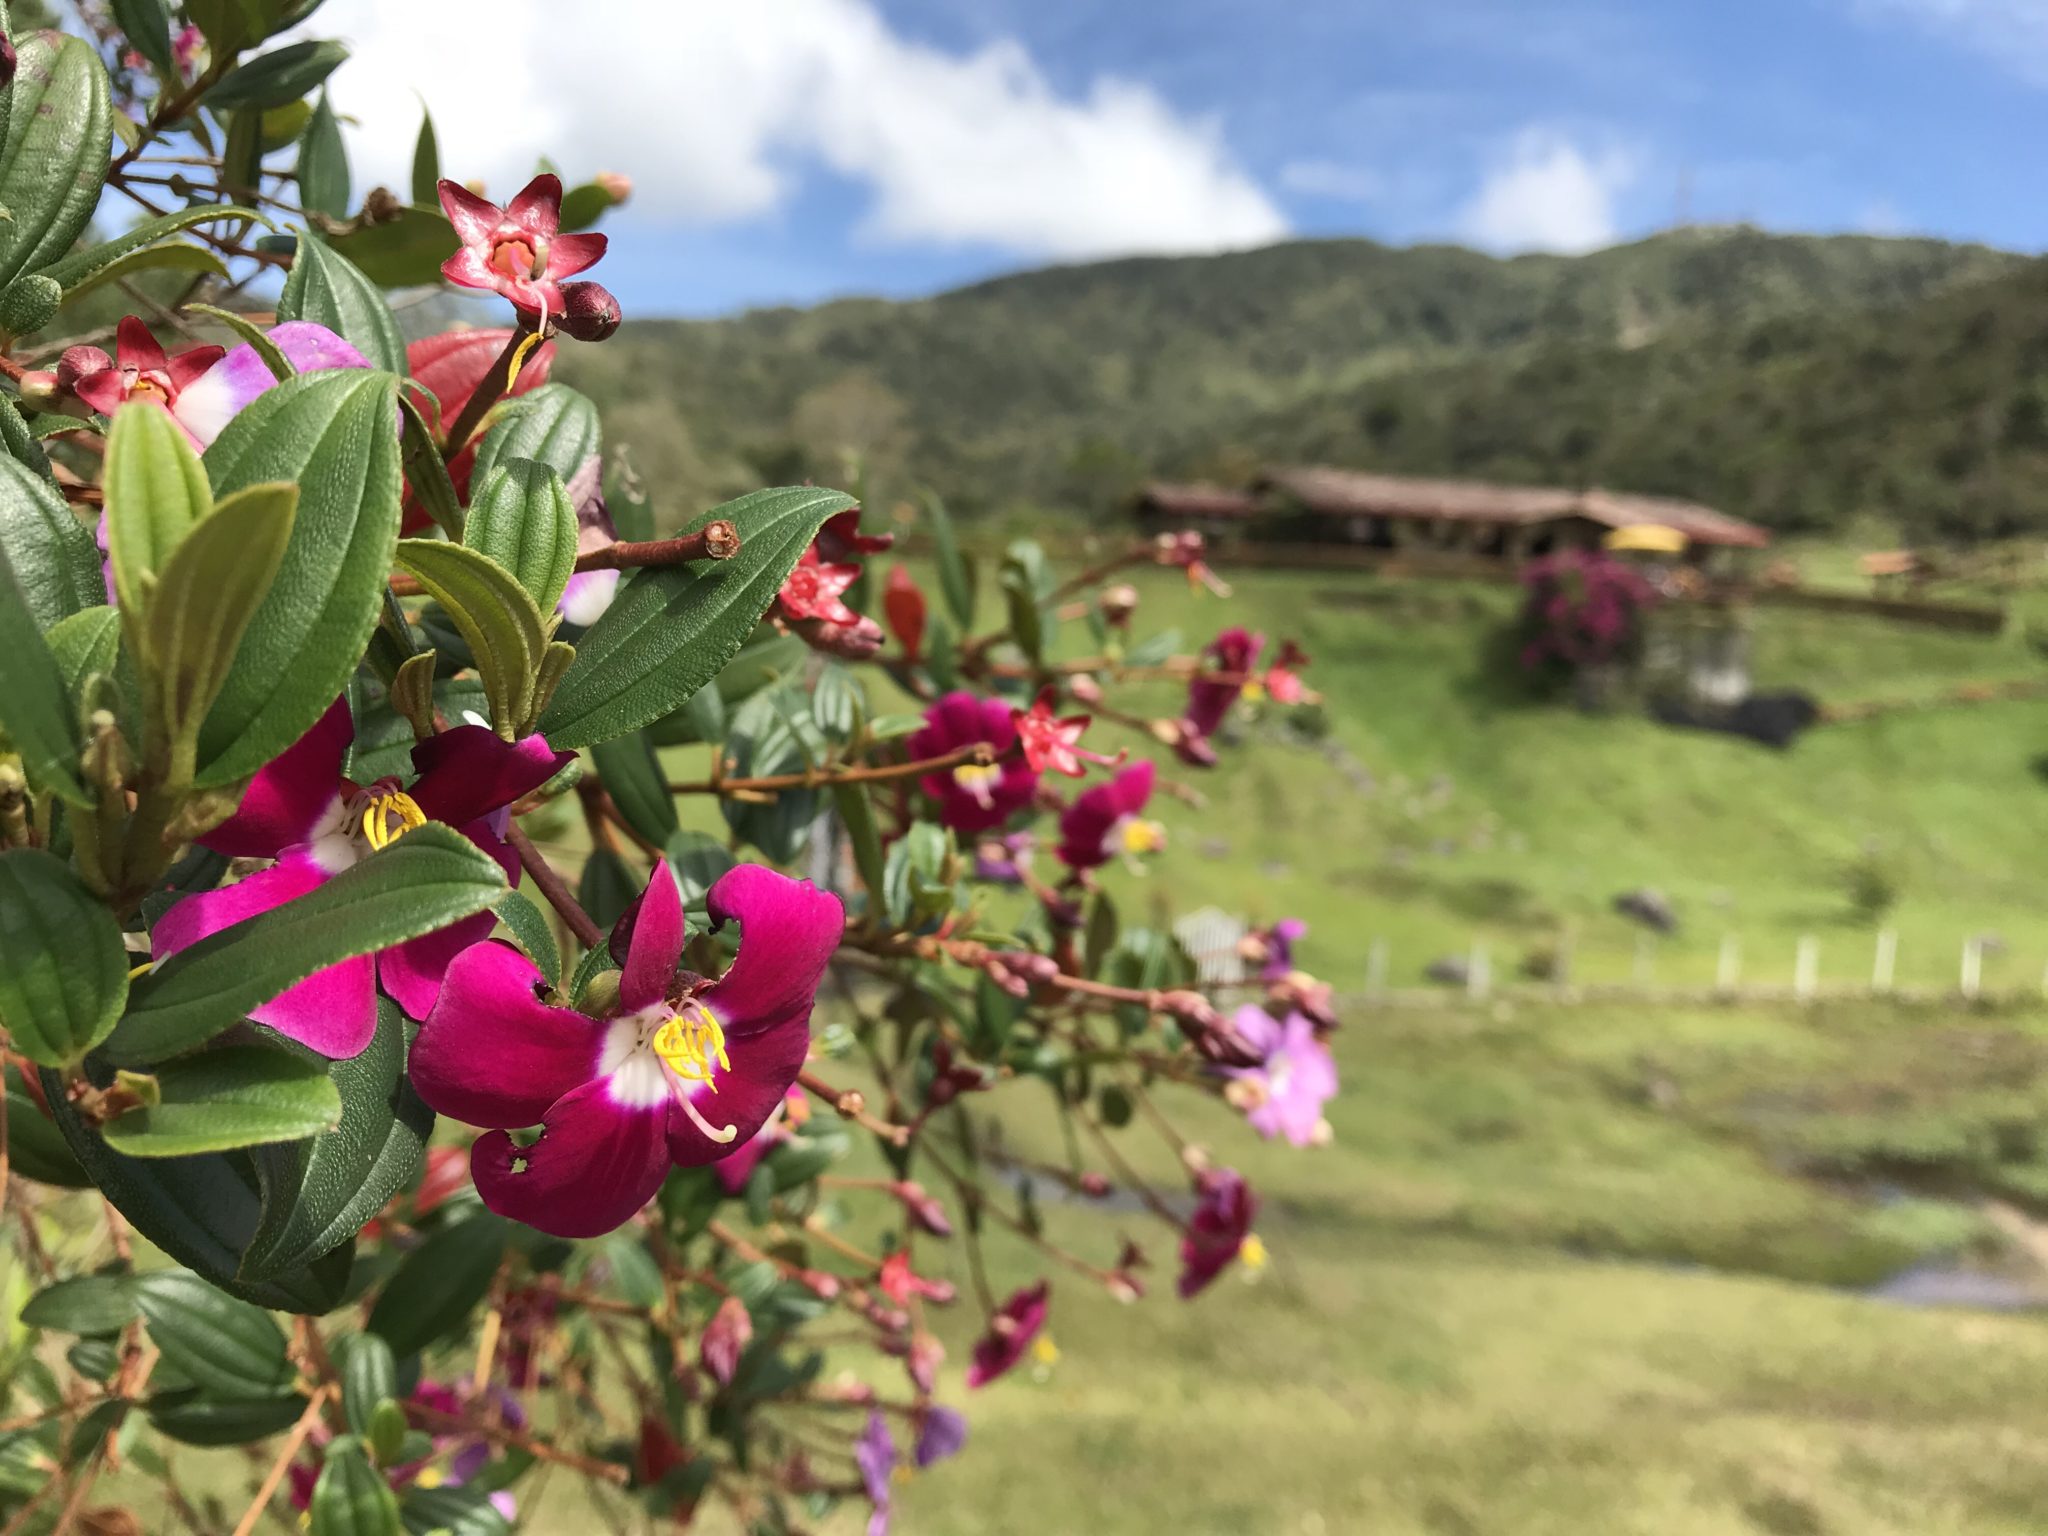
xmin=0 ymin=7 xmax=1336 ymax=1531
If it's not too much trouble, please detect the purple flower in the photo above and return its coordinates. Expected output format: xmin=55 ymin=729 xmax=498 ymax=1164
xmin=1055 ymin=760 xmax=1162 ymax=873
xmin=1257 ymin=917 xmax=1307 ymax=981
xmin=408 ymin=861 xmax=844 ymax=1239
xmin=971 ymin=831 xmax=1036 ymax=885
xmin=856 ymin=1412 xmax=896 ymax=1536
xmin=1178 ymin=1168 xmax=1258 ymax=1299
xmin=1224 ymin=1007 xmax=1337 ymax=1147
xmin=151 ymin=699 xmax=570 ymax=1057
xmin=913 ymin=1405 xmax=968 ymax=1468
xmin=907 ymin=692 xmax=1040 ymax=835
xmin=967 ymin=1281 xmax=1050 ymax=1389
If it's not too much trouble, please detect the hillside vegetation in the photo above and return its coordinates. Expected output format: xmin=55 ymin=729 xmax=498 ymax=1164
xmin=559 ymin=227 xmax=2026 ymax=534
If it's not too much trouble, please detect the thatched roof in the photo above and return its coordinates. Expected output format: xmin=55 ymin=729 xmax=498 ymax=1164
xmin=1133 ymin=481 xmax=1262 ymax=519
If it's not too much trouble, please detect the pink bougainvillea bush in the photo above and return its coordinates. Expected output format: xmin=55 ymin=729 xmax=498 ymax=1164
xmin=0 ymin=9 xmax=1338 ymax=1532
xmin=1517 ymin=548 xmax=1660 ymax=675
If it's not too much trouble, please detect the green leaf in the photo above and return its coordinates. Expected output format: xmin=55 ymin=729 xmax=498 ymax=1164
xmin=108 ymin=824 xmax=507 ymax=1065
xmin=204 ymin=39 xmax=349 ymax=111
xmin=470 ymin=384 xmax=601 ymax=487
xmin=241 ymin=1000 xmax=433 ymax=1281
xmin=184 ymin=302 xmax=293 ymax=381
xmin=834 ymin=782 xmax=887 ymax=908
xmin=557 ymin=179 xmax=625 ymax=234
xmin=147 ymin=1390 xmax=309 ymax=1446
xmin=111 ymin=0 xmax=176 ymax=80
xmin=133 ymin=1270 xmax=291 ymax=1397
xmin=392 ymin=540 xmax=551 ymax=739
xmin=0 ymin=397 xmax=52 ymax=479
xmin=279 ymin=232 xmax=405 ymax=376
xmin=396 ymin=390 xmax=464 ymax=540
xmin=327 ymin=204 xmax=457 ymax=288
xmin=920 ymin=489 xmax=975 ymax=628
xmin=4 ymin=1060 xmax=90 ymax=1186
xmin=38 ymin=1071 xmax=355 ymax=1311
xmin=103 ymin=1044 xmax=341 ymax=1158
xmin=590 ymin=731 xmax=677 ymax=844
xmin=197 ymin=370 xmax=402 ymax=787
xmin=312 ymin=1437 xmax=403 ymax=1536
xmin=366 ymin=1213 xmax=508 ymax=1358
xmin=409 ymin=110 xmax=439 ymax=207
xmin=339 ymin=1334 xmax=397 ymax=1438
xmin=493 ymin=889 xmax=560 ymax=987
xmin=401 ymin=1485 xmax=513 ymax=1536
xmin=36 ymin=204 xmax=263 ymax=294
xmin=55 ymin=240 xmax=228 ymax=309
xmin=0 ymin=36 xmax=113 ymax=289
xmin=22 ymin=1275 xmax=137 ymax=1337
xmin=0 ymin=849 xmax=128 ymax=1067
xmin=662 ymin=830 xmax=736 ymax=908
xmin=146 ymin=481 xmax=299 ymax=778
xmin=576 ymin=846 xmax=637 ymax=931
xmin=539 ymin=486 xmax=856 ymax=748
xmin=0 ymin=538 xmax=90 ymax=803
xmin=102 ymin=402 xmax=211 ymax=616
xmin=464 ymin=458 xmax=576 ymax=614
xmin=0 ymin=456 xmax=100 ymax=628
xmin=298 ymin=89 xmax=351 ymax=219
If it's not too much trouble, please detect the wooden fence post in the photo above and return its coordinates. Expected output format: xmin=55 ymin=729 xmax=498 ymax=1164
xmin=1961 ymin=937 xmax=1982 ymax=1000
xmin=1794 ymin=935 xmax=1818 ymax=1001
xmin=1872 ymin=929 xmax=1897 ymax=994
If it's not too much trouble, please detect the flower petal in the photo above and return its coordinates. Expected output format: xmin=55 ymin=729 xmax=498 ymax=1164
xmin=438 ymin=179 xmax=503 ymax=246
xmin=202 ymin=696 xmax=352 ymax=859
xmin=665 ymin=1020 xmax=809 ymax=1168
xmin=410 ymin=940 xmax=604 ymax=1129
xmin=544 ymin=231 xmax=606 ymax=280
xmin=378 ymin=909 xmax=495 ymax=1022
xmin=116 ymin=314 xmax=166 ymax=374
xmin=471 ymin=1078 xmax=670 ymax=1239
xmin=701 ymin=866 xmax=843 ymax=1041
xmin=407 ymin=726 xmax=571 ymax=828
xmin=164 ymin=344 xmax=225 ymax=394
xmin=71 ymin=368 xmax=129 ymax=417
xmin=557 ymin=568 xmax=619 ymax=627
xmin=268 ymin=321 xmax=370 ymax=375
xmin=504 ymin=174 xmax=562 ymax=238
xmin=151 ymin=853 xmax=377 ymax=1058
xmin=440 ymin=248 xmax=496 ymax=290
xmin=620 ymin=861 xmax=686 ymax=1014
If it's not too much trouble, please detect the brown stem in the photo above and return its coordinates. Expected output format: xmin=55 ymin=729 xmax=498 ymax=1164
xmin=387 ymin=522 xmax=742 ymax=598
xmin=229 ymin=1386 xmax=334 ymax=1536
xmin=507 ymin=822 xmax=605 ymax=950
xmin=798 ymin=1070 xmax=910 ymax=1147
xmin=667 ymin=741 xmax=991 ymax=797
xmin=440 ymin=323 xmax=534 ymax=462
xmin=408 ymin=1402 xmax=629 ymax=1485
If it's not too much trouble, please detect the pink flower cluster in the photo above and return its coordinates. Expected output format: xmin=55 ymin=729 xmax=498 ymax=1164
xmin=1518 ymin=549 xmax=1659 ymax=671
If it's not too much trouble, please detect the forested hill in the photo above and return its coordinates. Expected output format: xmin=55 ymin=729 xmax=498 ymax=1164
xmin=557 ymin=227 xmax=2030 ymax=536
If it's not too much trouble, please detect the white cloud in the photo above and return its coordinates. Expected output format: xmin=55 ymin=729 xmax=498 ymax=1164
xmin=1853 ymin=0 xmax=2048 ymax=85
xmin=302 ymin=0 xmax=1286 ymax=260
xmin=1279 ymin=159 xmax=1386 ymax=203
xmin=1455 ymin=129 xmax=1638 ymax=255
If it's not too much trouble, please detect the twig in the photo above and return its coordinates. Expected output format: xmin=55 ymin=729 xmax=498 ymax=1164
xmin=408 ymin=1402 xmax=629 ymax=1485
xmin=386 ymin=522 xmax=742 ymax=598
xmin=797 ymin=1070 xmax=909 ymax=1147
xmin=507 ymin=821 xmax=605 ymax=950
xmin=667 ymin=741 xmax=991 ymax=797
xmin=229 ymin=1385 xmax=334 ymax=1536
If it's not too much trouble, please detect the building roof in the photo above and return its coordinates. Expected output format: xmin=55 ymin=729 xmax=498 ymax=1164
xmin=1132 ymin=481 xmax=1263 ymax=520
xmin=1251 ymin=466 xmax=1771 ymax=549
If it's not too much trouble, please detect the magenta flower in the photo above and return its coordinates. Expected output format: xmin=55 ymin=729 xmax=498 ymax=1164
xmin=1055 ymin=760 xmax=1163 ymax=872
xmin=408 ymin=861 xmax=844 ymax=1239
xmin=1224 ymin=1007 xmax=1336 ymax=1147
xmin=1176 ymin=627 xmax=1263 ymax=767
xmin=438 ymin=174 xmax=607 ymax=324
xmin=966 ymin=1280 xmax=1049 ymax=1389
xmin=59 ymin=316 xmax=220 ymax=428
xmin=907 ymin=692 xmax=1039 ymax=835
xmin=856 ymin=1412 xmax=897 ymax=1536
xmin=151 ymin=700 xmax=570 ymax=1057
xmin=1262 ymin=640 xmax=1312 ymax=704
xmin=971 ymin=830 xmax=1035 ymax=885
xmin=1252 ymin=917 xmax=1307 ymax=981
xmin=1009 ymin=688 xmax=1124 ymax=779
xmin=1178 ymin=1168 xmax=1258 ymax=1299
xmin=773 ymin=511 xmax=893 ymax=660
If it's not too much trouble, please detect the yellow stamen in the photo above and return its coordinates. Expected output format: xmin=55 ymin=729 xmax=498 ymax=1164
xmin=1240 ymin=1234 xmax=1268 ymax=1271
xmin=1240 ymin=678 xmax=1266 ymax=702
xmin=1030 ymin=1335 xmax=1060 ymax=1366
xmin=1120 ymin=818 xmax=1166 ymax=856
xmin=360 ymin=789 xmax=427 ymax=851
xmin=505 ymin=327 xmax=547 ymax=390
xmin=652 ymin=1003 xmax=731 ymax=1089
xmin=951 ymin=762 xmax=1001 ymax=806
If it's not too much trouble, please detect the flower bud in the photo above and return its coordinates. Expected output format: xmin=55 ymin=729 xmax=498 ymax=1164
xmin=906 ymin=1331 xmax=944 ymax=1394
xmin=891 ymin=1180 xmax=953 ymax=1237
xmin=596 ymin=171 xmax=634 ymax=205
xmin=1078 ymin=1171 xmax=1112 ymax=1199
xmin=699 ymin=1296 xmax=752 ymax=1386
xmin=1100 ymin=583 xmax=1140 ymax=626
xmin=557 ymin=280 xmax=622 ymax=342
xmin=1067 ymin=673 xmax=1104 ymax=705
xmin=56 ymin=345 xmax=109 ymax=392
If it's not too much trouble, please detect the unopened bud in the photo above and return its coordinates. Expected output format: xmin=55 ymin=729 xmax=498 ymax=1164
xmin=1100 ymin=583 xmax=1139 ymax=626
xmin=791 ymin=613 xmax=885 ymax=661
xmin=802 ymin=1269 xmax=842 ymax=1301
xmin=56 ymin=345 xmax=107 ymax=392
xmin=557 ymin=280 xmax=622 ymax=342
xmin=906 ymin=1331 xmax=944 ymax=1394
xmin=1067 ymin=673 xmax=1104 ymax=705
xmin=1002 ymin=951 xmax=1061 ymax=985
xmin=595 ymin=171 xmax=634 ymax=205
xmin=699 ymin=1295 xmax=752 ymax=1386
xmin=890 ymin=1180 xmax=953 ymax=1238
xmin=1078 ymin=1171 xmax=1111 ymax=1199
xmin=1105 ymin=1274 xmax=1142 ymax=1304
xmin=1161 ymin=989 xmax=1223 ymax=1033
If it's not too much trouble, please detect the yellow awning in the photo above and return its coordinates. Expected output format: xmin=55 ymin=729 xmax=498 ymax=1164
xmin=1604 ymin=524 xmax=1688 ymax=554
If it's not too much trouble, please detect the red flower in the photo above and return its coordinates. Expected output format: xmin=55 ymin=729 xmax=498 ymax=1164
xmin=877 ymin=1250 xmax=955 ymax=1306
xmin=438 ymin=175 xmax=607 ymax=324
xmin=883 ymin=565 xmax=927 ymax=659
xmin=773 ymin=511 xmax=893 ymax=660
xmin=1010 ymin=688 xmax=1124 ymax=779
xmin=1178 ymin=1168 xmax=1259 ymax=1299
xmin=61 ymin=316 xmax=222 ymax=435
xmin=401 ymin=327 xmax=556 ymax=533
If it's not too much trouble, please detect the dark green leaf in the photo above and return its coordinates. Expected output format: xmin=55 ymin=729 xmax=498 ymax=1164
xmin=339 ymin=1333 xmax=397 ymax=1438
xmin=21 ymin=1274 xmax=136 ymax=1336
xmin=103 ymin=1044 xmax=341 ymax=1158
xmin=557 ymin=179 xmax=624 ymax=234
xmin=492 ymin=889 xmax=560 ymax=987
xmin=327 ymin=204 xmax=457 ymax=288
xmin=37 ymin=204 xmax=263 ymax=294
xmin=0 ymin=397 xmax=52 ymax=479
xmin=0 ymin=538 xmax=89 ymax=802
xmin=198 ymin=371 xmax=402 ymax=787
xmin=279 ymin=232 xmax=405 ymax=376
xmin=0 ymin=456 xmax=99 ymax=627
xmin=204 ymin=39 xmax=348 ymax=111
xmin=409 ymin=111 xmax=439 ymax=207
xmin=147 ymin=1389 xmax=309 ymax=1446
xmin=134 ymin=1270 xmax=291 ymax=1397
xmin=0 ymin=849 xmax=127 ymax=1066
xmin=470 ymin=384 xmax=600 ymax=487
xmin=396 ymin=390 xmax=464 ymax=540
xmin=590 ymin=731 xmax=677 ymax=844
xmin=4 ymin=1061 xmax=89 ymax=1185
xmin=111 ymin=0 xmax=176 ymax=80
xmin=834 ymin=782 xmax=887 ymax=909
xmin=0 ymin=36 xmax=113 ymax=289
xmin=241 ymin=1000 xmax=432 ymax=1281
xmin=464 ymin=458 xmax=576 ymax=614
xmin=366 ymin=1213 xmax=508 ymax=1359
xmin=56 ymin=241 xmax=229 ymax=310
xmin=402 ymin=1484 xmax=513 ymax=1535
xmin=47 ymin=604 xmax=122 ymax=707
xmin=577 ymin=846 xmax=637 ymax=931
xmin=662 ymin=830 xmax=737 ymax=908
xmin=540 ymin=486 xmax=855 ymax=748
xmin=298 ymin=89 xmax=350 ymax=219
xmin=392 ymin=540 xmax=550 ymax=739
xmin=109 ymin=824 xmax=507 ymax=1065
xmin=920 ymin=489 xmax=975 ymax=628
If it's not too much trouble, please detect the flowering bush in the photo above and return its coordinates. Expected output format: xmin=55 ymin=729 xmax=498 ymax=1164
xmin=1516 ymin=549 xmax=1659 ymax=674
xmin=0 ymin=9 xmax=1339 ymax=1533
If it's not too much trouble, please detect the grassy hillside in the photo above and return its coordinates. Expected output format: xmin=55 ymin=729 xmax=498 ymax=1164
xmin=558 ymin=228 xmax=2019 ymax=527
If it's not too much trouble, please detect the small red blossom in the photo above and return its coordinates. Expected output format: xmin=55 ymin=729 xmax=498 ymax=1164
xmin=883 ymin=565 xmax=927 ymax=659
xmin=1010 ymin=688 xmax=1125 ymax=779
xmin=773 ymin=510 xmax=891 ymax=659
xmin=438 ymin=174 xmax=608 ymax=325
xmin=877 ymin=1250 xmax=956 ymax=1307
xmin=62 ymin=316 xmax=222 ymax=429
xmin=1263 ymin=640 xmax=1312 ymax=703
xmin=1178 ymin=1168 xmax=1259 ymax=1299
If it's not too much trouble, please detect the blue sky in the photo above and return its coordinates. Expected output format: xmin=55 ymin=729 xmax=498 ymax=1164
xmin=317 ymin=0 xmax=2048 ymax=317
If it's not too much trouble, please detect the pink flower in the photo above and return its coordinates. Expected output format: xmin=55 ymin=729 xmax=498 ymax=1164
xmin=1055 ymin=760 xmax=1163 ymax=872
xmin=907 ymin=692 xmax=1039 ymax=835
xmin=966 ymin=1281 xmax=1049 ymax=1388
xmin=856 ymin=1412 xmax=897 ymax=1536
xmin=877 ymin=1250 xmax=954 ymax=1306
xmin=1224 ymin=1007 xmax=1337 ymax=1147
xmin=408 ymin=861 xmax=844 ymax=1238
xmin=1178 ymin=1168 xmax=1257 ymax=1298
xmin=1010 ymin=688 xmax=1124 ymax=779
xmin=1263 ymin=640 xmax=1312 ymax=704
xmin=438 ymin=175 xmax=607 ymax=324
xmin=151 ymin=700 xmax=570 ymax=1057
xmin=1152 ymin=530 xmax=1230 ymax=595
xmin=1177 ymin=627 xmax=1264 ymax=767
xmin=773 ymin=511 xmax=892 ymax=660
